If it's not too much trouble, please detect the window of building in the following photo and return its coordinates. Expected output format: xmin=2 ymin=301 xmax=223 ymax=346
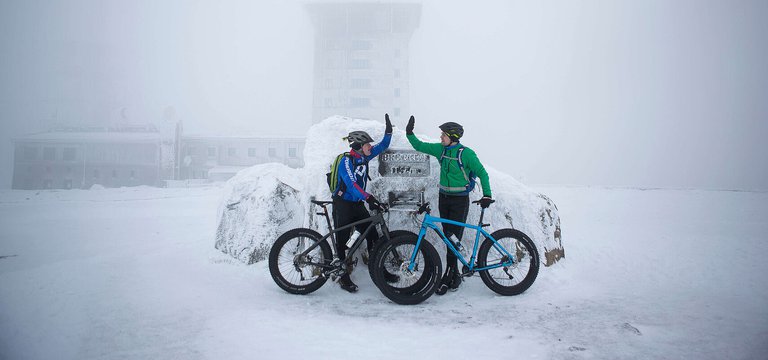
xmin=324 ymin=98 xmax=333 ymax=107
xmin=394 ymin=48 xmax=401 ymax=58
xmin=112 ymin=169 xmax=118 ymax=179
xmin=394 ymin=107 xmax=401 ymax=116
xmin=268 ymin=147 xmax=276 ymax=158
xmin=24 ymin=147 xmax=38 ymax=161
xmin=43 ymin=147 xmax=55 ymax=161
xmin=93 ymin=169 xmax=100 ymax=179
xmin=187 ymin=147 xmax=196 ymax=156
xmin=324 ymin=79 xmax=334 ymax=89
xmin=351 ymin=40 xmax=372 ymax=50
xmin=64 ymin=179 xmax=72 ymax=190
xmin=66 ymin=166 xmax=72 ymax=174
xmin=349 ymin=59 xmax=370 ymax=69
xmin=208 ymin=147 xmax=216 ymax=157
xmin=351 ymin=78 xmax=371 ymax=89
xmin=43 ymin=180 xmax=52 ymax=189
xmin=394 ymin=69 xmax=401 ymax=78
xmin=228 ymin=148 xmax=237 ymax=157
xmin=288 ymin=147 xmax=297 ymax=158
xmin=350 ymin=97 xmax=371 ymax=108
xmin=130 ymin=170 xmax=136 ymax=180
xmin=394 ymin=88 xmax=401 ymax=97
xmin=248 ymin=148 xmax=256 ymax=157
xmin=46 ymin=166 xmax=51 ymax=173
xmin=63 ymin=148 xmax=76 ymax=161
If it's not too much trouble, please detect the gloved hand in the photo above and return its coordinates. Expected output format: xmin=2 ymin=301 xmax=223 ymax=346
xmin=384 ymin=113 xmax=392 ymax=134
xmin=479 ymin=196 xmax=494 ymax=209
xmin=406 ymin=115 xmax=415 ymax=135
xmin=366 ymin=195 xmax=382 ymax=210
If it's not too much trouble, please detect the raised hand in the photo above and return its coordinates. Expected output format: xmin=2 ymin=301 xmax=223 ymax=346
xmin=385 ymin=113 xmax=392 ymax=134
xmin=406 ymin=115 xmax=415 ymax=135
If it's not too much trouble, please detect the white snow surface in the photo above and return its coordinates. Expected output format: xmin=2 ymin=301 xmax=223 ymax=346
xmin=215 ymin=116 xmax=562 ymax=265
xmin=1 ymin=185 xmax=767 ymax=359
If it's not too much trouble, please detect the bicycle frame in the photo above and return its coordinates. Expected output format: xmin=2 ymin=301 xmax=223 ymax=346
xmin=408 ymin=209 xmax=517 ymax=273
xmin=297 ymin=205 xmax=391 ymax=271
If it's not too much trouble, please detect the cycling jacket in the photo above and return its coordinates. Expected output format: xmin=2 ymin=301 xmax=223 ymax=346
xmin=334 ymin=133 xmax=392 ymax=202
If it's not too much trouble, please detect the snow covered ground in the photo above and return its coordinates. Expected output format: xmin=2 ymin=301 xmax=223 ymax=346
xmin=1 ymin=185 xmax=766 ymax=359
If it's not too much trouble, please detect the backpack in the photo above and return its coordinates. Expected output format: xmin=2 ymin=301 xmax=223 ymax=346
xmin=326 ymin=152 xmax=351 ymax=195
xmin=440 ymin=146 xmax=477 ymax=193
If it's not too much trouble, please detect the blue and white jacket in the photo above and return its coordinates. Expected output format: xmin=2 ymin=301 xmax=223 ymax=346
xmin=334 ymin=133 xmax=392 ymax=202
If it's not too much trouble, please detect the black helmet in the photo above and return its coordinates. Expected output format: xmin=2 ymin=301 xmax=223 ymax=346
xmin=346 ymin=130 xmax=374 ymax=149
xmin=439 ymin=122 xmax=464 ymax=140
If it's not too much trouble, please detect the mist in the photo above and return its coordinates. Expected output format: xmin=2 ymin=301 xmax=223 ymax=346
xmin=1 ymin=0 xmax=766 ymax=190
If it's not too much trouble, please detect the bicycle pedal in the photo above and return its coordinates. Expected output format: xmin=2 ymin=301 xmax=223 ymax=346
xmin=435 ymin=284 xmax=448 ymax=296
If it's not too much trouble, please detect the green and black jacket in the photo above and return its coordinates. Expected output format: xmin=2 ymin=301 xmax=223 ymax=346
xmin=406 ymin=133 xmax=492 ymax=197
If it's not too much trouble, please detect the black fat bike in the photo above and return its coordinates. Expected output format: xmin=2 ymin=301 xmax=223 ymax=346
xmin=268 ymin=199 xmax=436 ymax=295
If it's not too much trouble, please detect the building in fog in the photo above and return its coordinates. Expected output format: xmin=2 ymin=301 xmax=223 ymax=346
xmin=12 ymin=125 xmax=168 ymax=190
xmin=306 ymin=2 xmax=421 ymax=124
xmin=12 ymin=125 xmax=306 ymax=190
xmin=180 ymin=136 xmax=305 ymax=182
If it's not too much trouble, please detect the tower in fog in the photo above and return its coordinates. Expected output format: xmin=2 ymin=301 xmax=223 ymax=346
xmin=306 ymin=2 xmax=421 ymax=124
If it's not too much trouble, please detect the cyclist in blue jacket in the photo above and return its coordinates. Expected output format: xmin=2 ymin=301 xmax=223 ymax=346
xmin=331 ymin=114 xmax=397 ymax=292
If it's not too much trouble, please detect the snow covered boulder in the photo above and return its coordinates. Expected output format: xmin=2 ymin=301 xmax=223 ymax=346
xmin=215 ymin=116 xmax=564 ymax=266
xmin=214 ymin=164 xmax=305 ymax=264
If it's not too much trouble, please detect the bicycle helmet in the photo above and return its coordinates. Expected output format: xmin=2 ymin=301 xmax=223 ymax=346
xmin=346 ymin=130 xmax=374 ymax=150
xmin=439 ymin=122 xmax=464 ymax=140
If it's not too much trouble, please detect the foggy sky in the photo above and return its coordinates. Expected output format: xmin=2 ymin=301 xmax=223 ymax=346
xmin=1 ymin=0 xmax=767 ymax=190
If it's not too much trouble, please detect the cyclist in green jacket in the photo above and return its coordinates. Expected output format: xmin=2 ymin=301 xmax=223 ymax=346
xmin=405 ymin=116 xmax=493 ymax=295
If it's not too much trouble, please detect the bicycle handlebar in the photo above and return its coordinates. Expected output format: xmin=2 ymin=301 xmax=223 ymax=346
xmin=370 ymin=202 xmax=389 ymax=213
xmin=416 ymin=199 xmax=492 ymax=215
xmin=471 ymin=199 xmax=496 ymax=205
xmin=417 ymin=202 xmax=431 ymax=215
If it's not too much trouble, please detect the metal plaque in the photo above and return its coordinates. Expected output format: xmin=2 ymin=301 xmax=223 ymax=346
xmin=387 ymin=190 xmax=424 ymax=208
xmin=378 ymin=150 xmax=430 ymax=177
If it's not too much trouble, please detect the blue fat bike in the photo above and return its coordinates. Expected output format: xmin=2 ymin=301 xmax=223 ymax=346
xmin=370 ymin=199 xmax=540 ymax=305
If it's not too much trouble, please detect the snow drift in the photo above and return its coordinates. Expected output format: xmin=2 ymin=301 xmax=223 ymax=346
xmin=215 ymin=116 xmax=564 ymax=266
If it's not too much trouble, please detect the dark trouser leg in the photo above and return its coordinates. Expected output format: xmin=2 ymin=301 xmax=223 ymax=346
xmin=332 ymin=198 xmax=354 ymax=261
xmin=350 ymin=202 xmax=379 ymax=252
xmin=332 ymin=199 xmax=377 ymax=261
xmin=438 ymin=193 xmax=470 ymax=271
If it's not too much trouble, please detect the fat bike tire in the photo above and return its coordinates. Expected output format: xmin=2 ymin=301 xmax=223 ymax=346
xmin=477 ymin=228 xmax=540 ymax=296
xmin=268 ymin=228 xmax=332 ymax=295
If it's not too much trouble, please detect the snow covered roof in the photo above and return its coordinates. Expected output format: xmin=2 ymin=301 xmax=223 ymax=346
xmin=14 ymin=131 xmax=162 ymax=143
xmin=208 ymin=166 xmax=250 ymax=175
xmin=182 ymin=134 xmax=305 ymax=142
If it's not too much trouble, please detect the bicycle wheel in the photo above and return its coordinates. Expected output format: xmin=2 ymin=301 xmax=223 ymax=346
xmin=372 ymin=235 xmax=442 ymax=305
xmin=268 ymin=228 xmax=332 ymax=295
xmin=477 ymin=228 xmax=540 ymax=296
